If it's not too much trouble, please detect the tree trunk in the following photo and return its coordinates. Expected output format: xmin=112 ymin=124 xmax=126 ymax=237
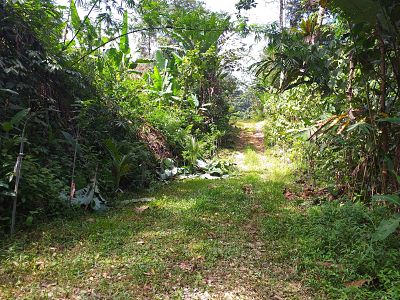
xmin=378 ymin=24 xmax=389 ymax=193
xmin=317 ymin=5 xmax=325 ymax=26
xmin=347 ymin=51 xmax=355 ymax=103
xmin=279 ymin=0 xmax=285 ymax=87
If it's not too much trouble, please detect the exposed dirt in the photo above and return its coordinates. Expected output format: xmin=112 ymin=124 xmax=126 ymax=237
xmin=234 ymin=121 xmax=266 ymax=153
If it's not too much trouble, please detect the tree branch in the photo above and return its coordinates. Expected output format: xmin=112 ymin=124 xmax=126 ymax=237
xmin=72 ymin=25 xmax=229 ymax=65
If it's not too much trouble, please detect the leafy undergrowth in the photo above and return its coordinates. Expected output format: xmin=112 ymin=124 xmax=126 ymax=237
xmin=1 ymin=124 xmax=399 ymax=299
xmin=262 ymin=186 xmax=400 ymax=299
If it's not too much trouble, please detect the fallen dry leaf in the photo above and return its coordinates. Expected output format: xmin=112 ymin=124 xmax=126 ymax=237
xmin=316 ymin=261 xmax=344 ymax=269
xmin=135 ymin=205 xmax=149 ymax=213
xmin=36 ymin=261 xmax=45 ymax=269
xmin=40 ymin=282 xmax=57 ymax=288
xmin=178 ymin=261 xmax=194 ymax=272
xmin=144 ymin=268 xmax=156 ymax=276
xmin=316 ymin=261 xmax=335 ymax=267
xmin=284 ymin=190 xmax=296 ymax=200
xmin=344 ymin=279 xmax=370 ymax=288
xmin=242 ymin=184 xmax=253 ymax=195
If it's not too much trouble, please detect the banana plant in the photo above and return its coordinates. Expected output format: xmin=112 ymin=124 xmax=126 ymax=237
xmin=104 ymin=139 xmax=135 ymax=191
xmin=182 ymin=136 xmax=205 ymax=171
xmin=145 ymin=64 xmax=179 ymax=107
xmin=68 ymin=0 xmax=99 ymax=49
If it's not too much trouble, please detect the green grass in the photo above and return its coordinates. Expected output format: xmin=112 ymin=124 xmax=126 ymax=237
xmin=1 ymin=143 xmax=399 ymax=299
xmin=243 ymin=147 xmax=261 ymax=167
xmin=0 ymin=168 xmax=291 ymax=299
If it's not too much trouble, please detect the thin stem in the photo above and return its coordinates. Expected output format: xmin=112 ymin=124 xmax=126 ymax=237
xmin=69 ymin=126 xmax=80 ymax=202
xmin=10 ymin=121 xmax=27 ymax=236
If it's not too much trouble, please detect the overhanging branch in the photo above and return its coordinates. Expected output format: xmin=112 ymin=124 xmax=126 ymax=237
xmin=72 ymin=25 xmax=229 ymax=65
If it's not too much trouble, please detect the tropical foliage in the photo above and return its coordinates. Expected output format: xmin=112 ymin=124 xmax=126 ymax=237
xmin=0 ymin=0 xmax=399 ymax=298
xmin=0 ymin=0 xmax=237 ymax=233
xmin=252 ymin=0 xmax=400 ymax=202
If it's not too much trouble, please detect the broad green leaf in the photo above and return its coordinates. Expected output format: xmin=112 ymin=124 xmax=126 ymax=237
xmin=152 ymin=66 xmax=163 ymax=91
xmin=330 ymin=0 xmax=380 ymax=25
xmin=70 ymin=0 xmax=84 ymax=45
xmin=128 ymin=62 xmax=138 ymax=69
xmin=1 ymin=108 xmax=30 ymax=132
xmin=372 ymin=194 xmax=400 ymax=206
xmin=155 ymin=50 xmax=167 ymax=70
xmin=127 ymin=70 xmax=142 ymax=74
xmin=10 ymin=108 xmax=30 ymax=126
xmin=377 ymin=117 xmax=400 ymax=124
xmin=1 ymin=191 xmax=16 ymax=197
xmin=172 ymin=52 xmax=183 ymax=64
xmin=119 ymin=10 xmax=130 ymax=54
xmin=61 ymin=130 xmax=74 ymax=145
xmin=84 ymin=17 xmax=98 ymax=44
xmin=107 ymin=48 xmax=123 ymax=67
xmin=346 ymin=121 xmax=373 ymax=134
xmin=26 ymin=216 xmax=34 ymax=226
xmin=0 ymin=88 xmax=19 ymax=95
xmin=70 ymin=0 xmax=81 ymax=31
xmin=61 ymin=131 xmax=81 ymax=152
xmin=372 ymin=217 xmax=400 ymax=241
xmin=1 ymin=122 xmax=13 ymax=132
xmin=104 ymin=139 xmax=121 ymax=162
xmin=134 ymin=59 xmax=154 ymax=64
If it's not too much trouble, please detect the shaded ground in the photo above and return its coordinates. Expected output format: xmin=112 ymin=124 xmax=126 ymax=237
xmin=0 ymin=122 xmax=314 ymax=299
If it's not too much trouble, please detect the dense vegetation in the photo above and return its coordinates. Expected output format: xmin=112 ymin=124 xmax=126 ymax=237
xmin=251 ymin=0 xmax=400 ymax=199
xmin=244 ymin=0 xmax=400 ymax=241
xmin=0 ymin=0 xmax=399 ymax=298
xmin=0 ymin=0 xmax=239 ymax=233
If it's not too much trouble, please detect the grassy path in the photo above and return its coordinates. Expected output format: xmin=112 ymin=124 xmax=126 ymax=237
xmin=2 ymin=122 xmax=397 ymax=299
xmin=1 ymin=121 xmax=305 ymax=299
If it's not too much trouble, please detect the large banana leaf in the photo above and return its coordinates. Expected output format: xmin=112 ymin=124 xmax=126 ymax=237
xmin=329 ymin=0 xmax=400 ymax=34
xmin=329 ymin=0 xmax=380 ymax=25
xmin=70 ymin=0 xmax=84 ymax=45
xmin=119 ymin=10 xmax=130 ymax=54
xmin=70 ymin=0 xmax=81 ymax=31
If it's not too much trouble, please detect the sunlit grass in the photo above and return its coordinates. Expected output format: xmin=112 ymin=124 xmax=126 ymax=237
xmin=243 ymin=146 xmax=261 ymax=167
xmin=1 ymin=125 xmax=398 ymax=299
xmin=235 ymin=120 xmax=258 ymax=133
xmin=0 ymin=166 xmax=286 ymax=299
